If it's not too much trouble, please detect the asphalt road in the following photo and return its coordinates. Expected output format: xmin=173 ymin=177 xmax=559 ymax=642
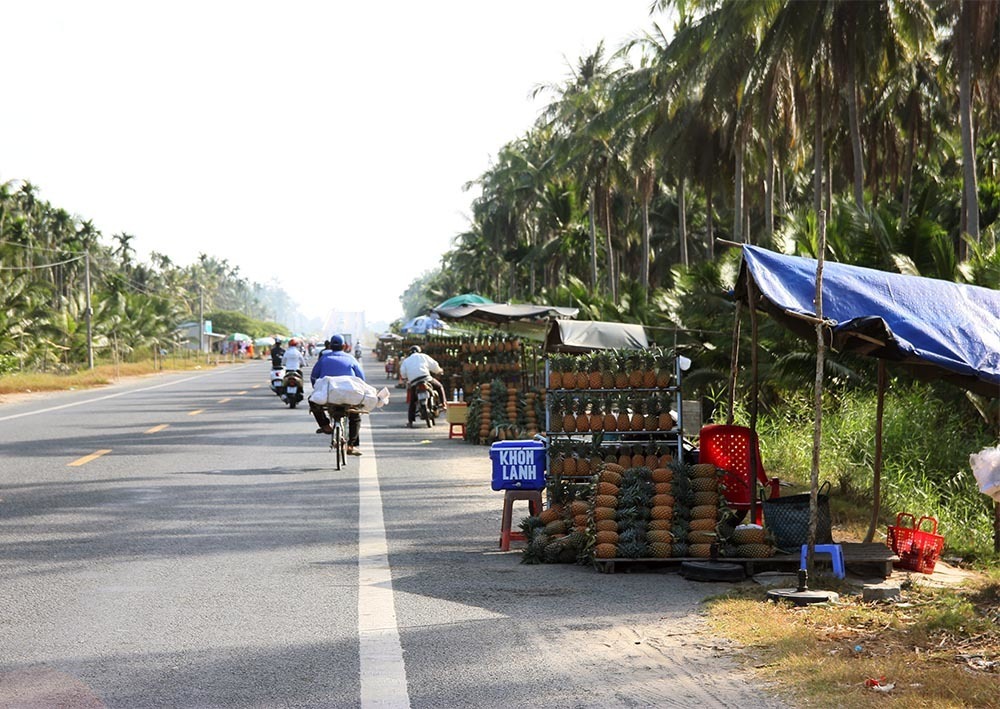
xmin=0 ymin=362 xmax=787 ymax=709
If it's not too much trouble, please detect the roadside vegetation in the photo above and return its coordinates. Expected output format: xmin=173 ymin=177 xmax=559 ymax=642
xmin=707 ymin=573 xmax=1000 ymax=707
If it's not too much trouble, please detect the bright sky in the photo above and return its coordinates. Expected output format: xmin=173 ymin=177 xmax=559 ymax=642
xmin=1 ymin=1 xmax=661 ymax=325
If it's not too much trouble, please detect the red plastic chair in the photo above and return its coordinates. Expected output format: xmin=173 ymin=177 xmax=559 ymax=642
xmin=698 ymin=424 xmax=780 ymax=523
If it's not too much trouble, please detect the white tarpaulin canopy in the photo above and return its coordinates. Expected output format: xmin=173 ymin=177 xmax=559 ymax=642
xmin=544 ymin=320 xmax=649 ymax=353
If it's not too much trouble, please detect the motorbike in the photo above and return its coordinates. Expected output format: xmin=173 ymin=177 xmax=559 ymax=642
xmin=269 ymin=367 xmax=285 ymax=396
xmin=281 ymin=369 xmax=304 ymax=408
xmin=413 ymin=378 xmax=440 ymax=427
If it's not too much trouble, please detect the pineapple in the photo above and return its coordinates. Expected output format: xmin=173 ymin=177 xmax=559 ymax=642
xmin=538 ymin=506 xmax=562 ymax=525
xmin=689 ymin=543 xmax=712 ymax=558
xmin=687 ymin=530 xmax=717 ymax=544
xmin=689 ymin=518 xmax=717 ymax=532
xmin=598 ymin=469 xmax=623 ymax=486
xmin=656 ymin=348 xmax=673 ymax=388
xmin=569 ymin=500 xmax=590 ymax=517
xmin=623 ymin=351 xmax=640 ymax=388
xmin=732 ymin=525 xmax=767 ymax=545
xmin=594 ymin=494 xmax=618 ymax=509
xmin=648 ymin=519 xmax=672 ymax=531
xmin=594 ymin=507 xmax=616 ymax=522
xmin=588 ymin=352 xmax=603 ymax=389
xmin=596 ymin=530 xmax=619 ymax=545
xmin=563 ymin=452 xmax=578 ymax=476
xmin=646 ymin=530 xmax=673 ymax=544
xmin=589 ymin=397 xmax=604 ymax=433
xmin=644 ymin=446 xmax=659 ymax=469
xmin=691 ymin=463 xmax=717 ymax=478
xmin=614 ymin=352 xmax=629 ymax=389
xmin=603 ymin=462 xmax=625 ymax=473
xmin=629 ymin=396 xmax=645 ymax=432
xmin=738 ymin=543 xmax=774 ymax=558
xmin=602 ymin=395 xmax=618 ymax=432
xmin=547 ymin=354 xmax=563 ymax=390
xmin=671 ymin=541 xmax=689 ymax=557
xmin=690 ymin=476 xmax=718 ymax=492
xmin=562 ymin=397 xmax=577 ymax=433
xmin=617 ymin=446 xmax=632 ymax=469
xmin=594 ymin=543 xmax=618 ymax=559
xmin=573 ymin=514 xmax=588 ymax=530
xmin=601 ymin=354 xmax=616 ymax=389
xmin=642 ymin=350 xmax=657 ymax=388
xmin=690 ymin=505 xmax=719 ymax=520
xmin=692 ymin=491 xmax=718 ymax=507
xmin=651 ymin=493 xmax=675 ymax=507
xmin=617 ymin=539 xmax=650 ymax=559
xmin=576 ymin=452 xmax=592 ymax=476
xmin=575 ymin=356 xmax=590 ymax=389
xmin=652 ymin=468 xmax=673 ymax=484
xmin=543 ymin=519 xmax=568 ymax=536
xmin=653 ymin=482 xmax=673 ymax=495
xmin=656 ymin=394 xmax=675 ymax=431
xmin=615 ymin=392 xmax=631 ymax=433
xmin=649 ymin=542 xmax=672 ymax=558
xmin=650 ymin=505 xmax=673 ymax=521
xmin=549 ymin=393 xmax=563 ymax=433
xmin=595 ymin=519 xmax=618 ymax=532
xmin=596 ymin=482 xmax=619 ymax=497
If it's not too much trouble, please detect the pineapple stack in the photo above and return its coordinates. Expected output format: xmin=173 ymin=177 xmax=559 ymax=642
xmin=680 ymin=462 xmax=726 ymax=558
xmin=523 ymin=389 xmax=541 ymax=437
xmin=520 ymin=481 xmax=591 ymax=564
xmin=590 ymin=461 xmax=683 ymax=561
xmin=731 ymin=524 xmax=776 ymax=558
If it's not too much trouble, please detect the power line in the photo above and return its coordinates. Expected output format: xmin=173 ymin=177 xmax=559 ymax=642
xmin=0 ymin=239 xmax=81 ymax=254
xmin=0 ymin=254 xmax=85 ymax=271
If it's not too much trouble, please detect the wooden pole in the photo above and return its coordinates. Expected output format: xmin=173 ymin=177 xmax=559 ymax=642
xmin=865 ymin=360 xmax=887 ymax=543
xmin=808 ymin=209 xmax=828 ymax=571
xmin=746 ymin=277 xmax=760 ymax=525
xmin=727 ymin=301 xmax=742 ymax=426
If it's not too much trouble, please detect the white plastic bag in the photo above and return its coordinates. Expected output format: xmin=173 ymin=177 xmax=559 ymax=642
xmin=970 ymin=446 xmax=1000 ymax=502
xmin=308 ymin=375 xmax=390 ymax=412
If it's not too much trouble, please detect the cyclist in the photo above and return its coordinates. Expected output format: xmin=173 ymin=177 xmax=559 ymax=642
xmin=309 ymin=334 xmax=366 ymax=455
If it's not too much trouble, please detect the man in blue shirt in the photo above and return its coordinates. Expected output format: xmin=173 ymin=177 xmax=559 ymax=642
xmin=309 ymin=334 xmax=366 ymax=455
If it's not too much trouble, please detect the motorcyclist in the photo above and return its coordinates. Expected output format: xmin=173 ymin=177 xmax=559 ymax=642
xmin=270 ymin=337 xmax=286 ymax=368
xmin=281 ymin=338 xmax=307 ymax=372
xmin=398 ymin=345 xmax=448 ymax=428
xmin=309 ymin=334 xmax=366 ymax=455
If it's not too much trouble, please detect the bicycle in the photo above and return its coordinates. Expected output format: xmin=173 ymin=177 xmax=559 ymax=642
xmin=326 ymin=405 xmax=363 ymax=470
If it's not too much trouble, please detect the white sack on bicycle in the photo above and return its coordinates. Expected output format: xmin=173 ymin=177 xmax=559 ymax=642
xmin=310 ymin=375 xmax=390 ymax=411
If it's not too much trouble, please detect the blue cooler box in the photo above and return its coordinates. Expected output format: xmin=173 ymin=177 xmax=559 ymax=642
xmin=490 ymin=440 xmax=546 ymax=491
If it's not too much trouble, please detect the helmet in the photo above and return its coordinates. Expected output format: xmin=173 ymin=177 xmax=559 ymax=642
xmin=274 ymin=337 xmax=283 ymax=344
xmin=409 ymin=345 xmax=421 ymax=354
xmin=329 ymin=334 xmax=345 ymax=348
xmin=288 ymin=338 xmax=298 ymax=347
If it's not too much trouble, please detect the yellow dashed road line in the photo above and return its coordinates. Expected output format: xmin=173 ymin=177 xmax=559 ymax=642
xmin=144 ymin=424 xmax=169 ymax=434
xmin=188 ymin=409 xmax=204 ymax=416
xmin=68 ymin=449 xmax=112 ymax=467
xmin=236 ymin=391 xmax=248 ymax=395
xmin=218 ymin=397 xmax=232 ymax=403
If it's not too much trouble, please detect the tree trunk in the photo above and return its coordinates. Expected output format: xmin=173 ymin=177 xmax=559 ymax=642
xmin=901 ymin=119 xmax=917 ymax=225
xmin=734 ymin=126 xmax=745 ymax=243
xmin=765 ymin=137 xmax=775 ymax=241
xmin=846 ymin=68 xmax=865 ymax=211
xmin=813 ymin=76 xmax=824 ymax=220
xmin=679 ymin=177 xmax=689 ymax=267
xmin=959 ymin=0 xmax=980 ymax=254
xmin=588 ymin=189 xmax=598 ymax=290
xmin=706 ymin=177 xmax=715 ymax=261
xmin=641 ymin=192 xmax=651 ymax=297
xmin=603 ymin=187 xmax=616 ymax=301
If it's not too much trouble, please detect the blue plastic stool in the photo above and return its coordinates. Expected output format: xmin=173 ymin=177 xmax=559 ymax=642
xmin=801 ymin=544 xmax=845 ymax=579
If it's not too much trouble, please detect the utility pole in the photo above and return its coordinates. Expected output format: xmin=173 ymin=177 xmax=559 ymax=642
xmin=198 ymin=283 xmax=205 ymax=355
xmin=85 ymin=251 xmax=94 ymax=369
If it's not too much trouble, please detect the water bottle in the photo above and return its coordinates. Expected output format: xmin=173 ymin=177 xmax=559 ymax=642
xmin=458 ymin=387 xmax=464 ymax=401
xmin=452 ymin=388 xmax=458 ymax=401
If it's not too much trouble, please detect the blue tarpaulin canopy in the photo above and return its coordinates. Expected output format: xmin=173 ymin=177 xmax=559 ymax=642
xmin=736 ymin=245 xmax=1000 ymax=397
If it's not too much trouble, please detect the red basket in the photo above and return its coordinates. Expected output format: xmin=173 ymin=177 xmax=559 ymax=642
xmin=886 ymin=513 xmax=944 ymax=574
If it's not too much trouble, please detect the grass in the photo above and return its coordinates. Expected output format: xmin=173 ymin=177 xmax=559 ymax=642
xmin=0 ymin=357 xmax=218 ymax=395
xmin=706 ymin=575 xmax=1000 ymax=707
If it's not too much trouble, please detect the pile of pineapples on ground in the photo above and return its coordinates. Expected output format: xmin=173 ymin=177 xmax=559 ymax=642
xmin=520 ymin=461 xmax=776 ymax=564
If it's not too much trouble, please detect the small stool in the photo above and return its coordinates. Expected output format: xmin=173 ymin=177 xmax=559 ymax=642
xmin=499 ymin=489 xmax=543 ymax=551
xmin=446 ymin=402 xmax=468 ymax=440
xmin=801 ymin=543 xmax=845 ymax=579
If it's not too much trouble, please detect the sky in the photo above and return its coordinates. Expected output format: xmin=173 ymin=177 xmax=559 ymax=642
xmin=1 ymin=1 xmax=663 ymax=325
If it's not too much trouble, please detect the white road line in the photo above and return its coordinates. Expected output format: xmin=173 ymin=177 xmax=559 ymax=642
xmin=357 ymin=417 xmax=411 ymax=708
xmin=0 ymin=367 xmax=244 ymax=422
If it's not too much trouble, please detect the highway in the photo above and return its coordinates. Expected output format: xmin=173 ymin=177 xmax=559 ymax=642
xmin=0 ymin=362 xmax=783 ymax=708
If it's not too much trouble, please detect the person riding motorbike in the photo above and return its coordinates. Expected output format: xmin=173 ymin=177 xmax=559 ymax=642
xmin=281 ymin=338 xmax=307 ymax=372
xmin=398 ymin=345 xmax=448 ymax=428
xmin=309 ymin=334 xmax=367 ymax=455
xmin=270 ymin=337 xmax=286 ymax=368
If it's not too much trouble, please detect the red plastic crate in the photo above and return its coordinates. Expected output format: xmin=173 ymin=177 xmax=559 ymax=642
xmin=887 ymin=513 xmax=944 ymax=574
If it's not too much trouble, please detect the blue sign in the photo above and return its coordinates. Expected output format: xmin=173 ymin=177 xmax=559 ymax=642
xmin=490 ymin=441 xmax=546 ymax=491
